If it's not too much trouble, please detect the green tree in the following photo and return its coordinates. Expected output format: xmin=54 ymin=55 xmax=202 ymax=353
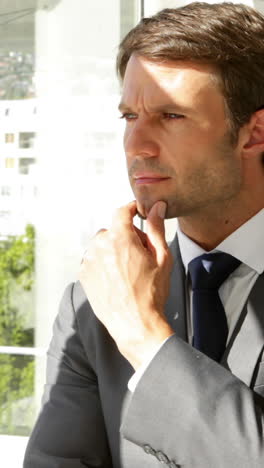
xmin=0 ymin=224 xmax=35 ymax=435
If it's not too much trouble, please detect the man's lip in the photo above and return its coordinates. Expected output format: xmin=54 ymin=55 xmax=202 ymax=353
xmin=133 ymin=172 xmax=169 ymax=179
xmin=133 ymin=174 xmax=171 ymax=185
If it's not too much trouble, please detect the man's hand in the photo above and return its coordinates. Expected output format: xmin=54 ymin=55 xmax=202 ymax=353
xmin=79 ymin=200 xmax=174 ymax=369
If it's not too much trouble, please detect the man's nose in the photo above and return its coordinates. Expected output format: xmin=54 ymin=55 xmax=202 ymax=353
xmin=124 ymin=119 xmax=159 ymax=159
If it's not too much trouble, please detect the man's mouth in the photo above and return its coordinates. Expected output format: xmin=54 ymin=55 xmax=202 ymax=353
xmin=133 ymin=173 xmax=171 ymax=185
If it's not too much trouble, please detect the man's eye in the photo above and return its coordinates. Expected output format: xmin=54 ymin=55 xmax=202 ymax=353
xmin=163 ymin=113 xmax=184 ymax=120
xmin=119 ymin=113 xmax=137 ymax=121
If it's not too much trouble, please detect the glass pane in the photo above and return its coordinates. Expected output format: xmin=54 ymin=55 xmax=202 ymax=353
xmin=0 ymin=353 xmax=35 ymax=436
xmin=19 ymin=132 xmax=35 ymax=149
xmin=5 ymin=134 xmax=15 ymax=143
xmin=33 ymin=0 xmax=140 ymax=407
xmin=143 ymin=0 xmax=188 ymax=16
xmin=0 ymin=1 xmax=38 ymax=455
xmin=0 ymin=0 xmax=36 ymax=351
xmin=0 ymin=1 xmax=141 ymax=458
xmin=0 ymin=1 xmax=35 ymax=100
xmin=0 ymin=225 xmax=34 ymax=347
xmin=143 ymin=0 xmax=264 ymax=17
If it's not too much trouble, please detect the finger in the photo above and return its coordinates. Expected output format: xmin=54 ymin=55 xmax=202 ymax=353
xmin=146 ymin=201 xmax=168 ymax=265
xmin=111 ymin=200 xmax=138 ymax=233
xmin=133 ymin=225 xmax=148 ymax=248
xmin=81 ymin=228 xmax=107 ymax=263
xmin=95 ymin=228 xmax=107 ymax=237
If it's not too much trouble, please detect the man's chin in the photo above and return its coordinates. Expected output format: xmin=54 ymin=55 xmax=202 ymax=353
xmin=135 ymin=199 xmax=173 ymax=220
xmin=135 ymin=198 xmax=181 ymax=220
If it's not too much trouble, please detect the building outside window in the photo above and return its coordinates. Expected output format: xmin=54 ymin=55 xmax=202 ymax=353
xmin=1 ymin=186 xmax=11 ymax=196
xmin=5 ymin=133 xmax=15 ymax=144
xmin=5 ymin=158 xmax=16 ymax=169
xmin=18 ymin=158 xmax=35 ymax=175
xmin=19 ymin=132 xmax=35 ymax=149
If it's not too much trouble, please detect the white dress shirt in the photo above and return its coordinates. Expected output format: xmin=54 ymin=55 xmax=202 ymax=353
xmin=128 ymin=208 xmax=264 ymax=392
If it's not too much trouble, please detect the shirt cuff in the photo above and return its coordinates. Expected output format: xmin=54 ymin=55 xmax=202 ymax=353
xmin=127 ymin=335 xmax=174 ymax=392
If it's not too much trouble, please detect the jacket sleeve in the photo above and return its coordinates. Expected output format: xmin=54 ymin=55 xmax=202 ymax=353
xmin=120 ymin=335 xmax=264 ymax=468
xmin=23 ymin=283 xmax=113 ymax=468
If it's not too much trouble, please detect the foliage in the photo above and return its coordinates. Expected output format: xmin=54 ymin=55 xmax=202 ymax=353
xmin=0 ymin=224 xmax=34 ymax=346
xmin=0 ymin=225 xmax=35 ymax=435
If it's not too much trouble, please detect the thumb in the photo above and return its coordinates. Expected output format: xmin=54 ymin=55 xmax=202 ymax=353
xmin=146 ymin=201 xmax=167 ymax=265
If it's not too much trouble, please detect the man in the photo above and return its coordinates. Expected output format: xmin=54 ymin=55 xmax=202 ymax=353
xmin=24 ymin=3 xmax=264 ymax=467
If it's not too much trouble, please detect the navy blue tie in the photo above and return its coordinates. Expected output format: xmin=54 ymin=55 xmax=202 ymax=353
xmin=188 ymin=253 xmax=241 ymax=362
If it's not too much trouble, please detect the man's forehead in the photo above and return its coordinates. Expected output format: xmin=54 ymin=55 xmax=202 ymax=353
xmin=120 ymin=55 xmax=221 ymax=111
xmin=123 ymin=54 xmax=219 ymax=81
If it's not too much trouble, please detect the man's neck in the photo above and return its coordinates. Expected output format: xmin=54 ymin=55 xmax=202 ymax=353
xmin=178 ymin=202 xmax=264 ymax=251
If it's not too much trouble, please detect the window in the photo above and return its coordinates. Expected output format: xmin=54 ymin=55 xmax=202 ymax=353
xmin=0 ymin=1 xmax=140 ymax=466
xmin=5 ymin=157 xmax=15 ymax=169
xmin=1 ymin=186 xmax=11 ymax=196
xmin=0 ymin=2 xmax=38 ymax=464
xmin=19 ymin=132 xmax=35 ymax=149
xmin=19 ymin=158 xmax=35 ymax=175
xmin=5 ymin=133 xmax=15 ymax=144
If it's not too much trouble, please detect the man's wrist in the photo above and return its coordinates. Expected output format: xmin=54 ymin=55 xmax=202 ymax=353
xmin=128 ymin=334 xmax=175 ymax=392
xmin=129 ymin=322 xmax=174 ymax=370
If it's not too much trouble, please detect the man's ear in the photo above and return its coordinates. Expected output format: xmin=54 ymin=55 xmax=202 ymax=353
xmin=243 ymin=109 xmax=264 ymax=157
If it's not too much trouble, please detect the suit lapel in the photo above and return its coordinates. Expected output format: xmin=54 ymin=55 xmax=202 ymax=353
xmin=222 ymin=273 xmax=264 ymax=387
xmin=165 ymin=234 xmax=188 ymax=342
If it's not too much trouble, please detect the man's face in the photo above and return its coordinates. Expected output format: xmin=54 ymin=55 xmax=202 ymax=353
xmin=119 ymin=54 xmax=243 ymax=219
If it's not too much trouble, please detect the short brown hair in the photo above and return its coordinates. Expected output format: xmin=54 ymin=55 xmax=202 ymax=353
xmin=117 ymin=2 xmax=264 ymax=137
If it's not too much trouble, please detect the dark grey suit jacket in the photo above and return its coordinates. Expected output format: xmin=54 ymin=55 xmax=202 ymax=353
xmin=23 ymin=236 xmax=264 ymax=468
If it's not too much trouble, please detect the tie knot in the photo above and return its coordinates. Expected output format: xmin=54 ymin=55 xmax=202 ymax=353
xmin=188 ymin=252 xmax=241 ymax=290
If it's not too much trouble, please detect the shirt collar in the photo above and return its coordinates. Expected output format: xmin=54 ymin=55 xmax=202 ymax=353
xmin=177 ymin=208 xmax=264 ymax=275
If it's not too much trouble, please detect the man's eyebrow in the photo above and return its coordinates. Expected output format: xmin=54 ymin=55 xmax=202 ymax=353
xmin=118 ymin=102 xmax=189 ymax=113
xmin=150 ymin=103 xmax=188 ymax=113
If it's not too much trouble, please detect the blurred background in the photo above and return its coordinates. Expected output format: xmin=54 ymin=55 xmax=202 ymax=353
xmin=0 ymin=1 xmax=263 ymax=466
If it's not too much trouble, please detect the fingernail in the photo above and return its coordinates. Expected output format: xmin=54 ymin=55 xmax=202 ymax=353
xmin=157 ymin=201 xmax=166 ymax=219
